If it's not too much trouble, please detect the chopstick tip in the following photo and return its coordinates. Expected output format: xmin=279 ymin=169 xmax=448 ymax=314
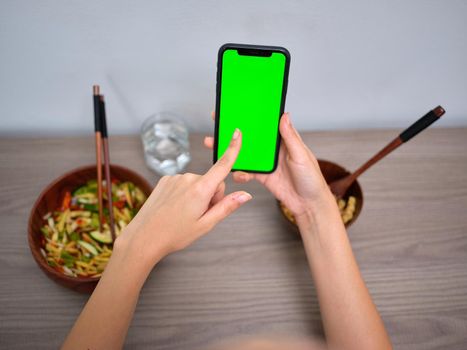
xmin=93 ymin=85 xmax=100 ymax=96
xmin=434 ymin=105 xmax=445 ymax=118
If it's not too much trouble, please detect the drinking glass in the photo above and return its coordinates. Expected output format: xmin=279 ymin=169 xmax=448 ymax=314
xmin=141 ymin=112 xmax=191 ymax=176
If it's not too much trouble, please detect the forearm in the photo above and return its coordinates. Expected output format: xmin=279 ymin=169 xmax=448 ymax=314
xmin=296 ymin=190 xmax=391 ymax=350
xmin=62 ymin=238 xmax=155 ymax=350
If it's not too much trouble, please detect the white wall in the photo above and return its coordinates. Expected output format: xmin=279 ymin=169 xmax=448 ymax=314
xmin=0 ymin=0 xmax=466 ymax=135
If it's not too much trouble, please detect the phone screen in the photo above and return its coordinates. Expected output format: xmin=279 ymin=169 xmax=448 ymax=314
xmin=216 ymin=47 xmax=288 ymax=172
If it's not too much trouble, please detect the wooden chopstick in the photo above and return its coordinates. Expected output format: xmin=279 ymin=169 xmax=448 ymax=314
xmin=93 ymin=85 xmax=104 ymax=232
xmin=99 ymin=95 xmax=116 ymax=242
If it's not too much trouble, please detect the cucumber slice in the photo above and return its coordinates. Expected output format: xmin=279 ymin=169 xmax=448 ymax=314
xmin=90 ymin=213 xmax=100 ymax=229
xmin=78 ymin=240 xmax=98 ymax=255
xmin=90 ymin=230 xmax=112 ymax=244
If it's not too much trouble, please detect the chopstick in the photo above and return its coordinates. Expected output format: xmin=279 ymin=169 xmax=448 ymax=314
xmin=93 ymin=85 xmax=104 ymax=232
xmin=99 ymin=95 xmax=117 ymax=242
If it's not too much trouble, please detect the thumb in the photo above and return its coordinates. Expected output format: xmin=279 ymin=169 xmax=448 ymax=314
xmin=279 ymin=113 xmax=309 ymax=162
xmin=199 ymin=191 xmax=252 ymax=229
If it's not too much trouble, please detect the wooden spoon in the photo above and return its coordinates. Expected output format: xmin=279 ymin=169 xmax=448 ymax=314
xmin=329 ymin=106 xmax=445 ymax=198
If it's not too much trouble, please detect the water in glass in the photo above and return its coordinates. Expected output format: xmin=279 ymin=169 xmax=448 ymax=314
xmin=141 ymin=112 xmax=191 ymax=176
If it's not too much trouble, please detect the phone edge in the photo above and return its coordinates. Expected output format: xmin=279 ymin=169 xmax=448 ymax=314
xmin=213 ymin=43 xmax=291 ymax=174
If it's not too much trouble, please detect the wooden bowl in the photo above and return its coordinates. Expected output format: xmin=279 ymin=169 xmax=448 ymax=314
xmin=28 ymin=164 xmax=153 ymax=293
xmin=278 ymin=159 xmax=363 ymax=232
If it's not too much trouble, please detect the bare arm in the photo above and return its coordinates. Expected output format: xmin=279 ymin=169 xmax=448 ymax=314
xmin=62 ymin=128 xmax=251 ymax=349
xmin=61 ymin=242 xmax=154 ymax=350
xmin=206 ymin=112 xmax=392 ymax=349
xmin=297 ymin=191 xmax=391 ymax=350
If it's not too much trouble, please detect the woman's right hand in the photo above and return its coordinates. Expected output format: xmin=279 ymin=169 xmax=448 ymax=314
xmin=204 ymin=112 xmax=334 ymax=225
xmin=206 ymin=113 xmax=393 ymax=350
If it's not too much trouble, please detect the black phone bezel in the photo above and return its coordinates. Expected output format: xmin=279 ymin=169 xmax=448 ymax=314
xmin=213 ymin=43 xmax=291 ymax=173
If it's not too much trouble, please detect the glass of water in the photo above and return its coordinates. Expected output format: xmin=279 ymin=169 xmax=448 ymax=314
xmin=141 ymin=112 xmax=191 ymax=176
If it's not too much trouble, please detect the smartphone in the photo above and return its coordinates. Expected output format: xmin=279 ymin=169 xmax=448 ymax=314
xmin=214 ymin=43 xmax=290 ymax=173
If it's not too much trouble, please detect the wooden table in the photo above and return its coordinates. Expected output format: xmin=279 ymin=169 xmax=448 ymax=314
xmin=1 ymin=129 xmax=466 ymax=349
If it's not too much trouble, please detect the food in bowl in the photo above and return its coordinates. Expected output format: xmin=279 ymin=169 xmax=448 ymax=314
xmin=336 ymin=196 xmax=357 ymax=224
xmin=279 ymin=195 xmax=358 ymax=226
xmin=39 ymin=179 xmax=147 ymax=278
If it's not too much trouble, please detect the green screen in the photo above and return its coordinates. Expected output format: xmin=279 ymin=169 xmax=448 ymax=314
xmin=217 ymin=49 xmax=286 ymax=172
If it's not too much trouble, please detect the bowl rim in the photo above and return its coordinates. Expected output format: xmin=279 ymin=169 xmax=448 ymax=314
xmin=28 ymin=164 xmax=153 ymax=283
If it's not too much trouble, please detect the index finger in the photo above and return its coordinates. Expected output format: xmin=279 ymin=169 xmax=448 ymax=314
xmin=201 ymin=128 xmax=242 ymax=190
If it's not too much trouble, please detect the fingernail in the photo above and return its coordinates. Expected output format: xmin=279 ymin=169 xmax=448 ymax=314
xmin=233 ymin=128 xmax=240 ymax=140
xmin=285 ymin=113 xmax=291 ymax=125
xmin=235 ymin=192 xmax=252 ymax=203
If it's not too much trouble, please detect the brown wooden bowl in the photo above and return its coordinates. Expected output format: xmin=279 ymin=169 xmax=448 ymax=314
xmin=278 ymin=159 xmax=363 ymax=232
xmin=28 ymin=164 xmax=153 ymax=293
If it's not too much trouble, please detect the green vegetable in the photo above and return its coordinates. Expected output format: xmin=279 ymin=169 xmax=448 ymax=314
xmin=40 ymin=227 xmax=50 ymax=237
xmin=134 ymin=187 xmax=146 ymax=206
xmin=111 ymin=183 xmax=118 ymax=196
xmin=82 ymin=204 xmax=98 ymax=212
xmin=61 ymin=251 xmax=75 ymax=267
xmin=86 ymin=180 xmax=98 ymax=189
xmin=70 ymin=232 xmax=79 ymax=241
xmin=122 ymin=182 xmax=133 ymax=208
xmin=56 ymin=209 xmax=69 ymax=233
xmin=91 ymin=213 xmax=100 ymax=229
xmin=78 ymin=240 xmax=98 ymax=255
xmin=90 ymin=230 xmax=112 ymax=244
xmin=73 ymin=186 xmax=88 ymax=196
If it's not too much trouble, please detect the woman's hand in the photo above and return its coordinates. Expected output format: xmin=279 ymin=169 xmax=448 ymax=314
xmin=118 ymin=127 xmax=252 ymax=270
xmin=204 ymin=112 xmax=333 ymax=225
xmin=205 ymin=113 xmax=391 ymax=350
xmin=62 ymin=128 xmax=252 ymax=350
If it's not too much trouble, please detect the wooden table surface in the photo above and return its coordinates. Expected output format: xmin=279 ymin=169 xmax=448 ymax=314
xmin=1 ymin=128 xmax=467 ymax=349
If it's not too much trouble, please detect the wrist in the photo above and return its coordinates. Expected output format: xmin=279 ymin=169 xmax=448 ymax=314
xmin=295 ymin=188 xmax=341 ymax=234
xmin=111 ymin=230 xmax=164 ymax=283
